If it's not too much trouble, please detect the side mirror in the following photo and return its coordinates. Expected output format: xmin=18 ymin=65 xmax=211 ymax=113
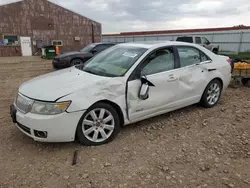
xmin=138 ymin=76 xmax=155 ymax=100
xmin=139 ymin=83 xmax=149 ymax=100
xmin=205 ymin=41 xmax=210 ymax=45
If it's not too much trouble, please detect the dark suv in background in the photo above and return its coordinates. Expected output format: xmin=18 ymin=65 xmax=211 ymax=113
xmin=52 ymin=42 xmax=116 ymax=69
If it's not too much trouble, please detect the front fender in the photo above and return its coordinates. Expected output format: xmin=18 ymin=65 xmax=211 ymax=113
xmin=58 ymin=78 xmax=128 ymax=122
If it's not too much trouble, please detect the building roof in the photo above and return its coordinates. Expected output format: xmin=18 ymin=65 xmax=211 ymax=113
xmin=103 ymin=26 xmax=250 ymax=36
xmin=0 ymin=0 xmax=100 ymax=25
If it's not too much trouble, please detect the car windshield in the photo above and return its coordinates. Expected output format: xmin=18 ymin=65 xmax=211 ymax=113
xmin=76 ymin=45 xmax=147 ymax=77
xmin=80 ymin=44 xmax=96 ymax=52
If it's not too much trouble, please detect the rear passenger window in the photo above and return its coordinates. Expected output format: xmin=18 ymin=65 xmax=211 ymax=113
xmin=177 ymin=47 xmax=210 ymax=67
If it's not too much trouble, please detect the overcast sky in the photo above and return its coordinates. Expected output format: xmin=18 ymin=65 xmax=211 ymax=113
xmin=1 ymin=0 xmax=250 ymax=33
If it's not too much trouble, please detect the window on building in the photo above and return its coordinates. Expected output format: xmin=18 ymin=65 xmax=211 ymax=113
xmin=3 ymin=35 xmax=19 ymax=46
xmin=52 ymin=40 xmax=63 ymax=46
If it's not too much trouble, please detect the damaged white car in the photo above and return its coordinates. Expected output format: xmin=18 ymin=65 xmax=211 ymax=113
xmin=10 ymin=41 xmax=232 ymax=146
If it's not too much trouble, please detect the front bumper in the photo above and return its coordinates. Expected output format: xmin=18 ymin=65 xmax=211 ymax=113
xmin=52 ymin=58 xmax=70 ymax=69
xmin=10 ymin=104 xmax=84 ymax=142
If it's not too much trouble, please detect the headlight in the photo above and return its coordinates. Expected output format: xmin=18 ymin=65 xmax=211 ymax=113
xmin=31 ymin=101 xmax=71 ymax=115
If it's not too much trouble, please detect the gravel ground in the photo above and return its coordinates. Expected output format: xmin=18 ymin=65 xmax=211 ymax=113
xmin=0 ymin=57 xmax=249 ymax=188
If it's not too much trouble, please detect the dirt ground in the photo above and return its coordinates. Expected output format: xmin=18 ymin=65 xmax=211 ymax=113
xmin=0 ymin=57 xmax=249 ymax=188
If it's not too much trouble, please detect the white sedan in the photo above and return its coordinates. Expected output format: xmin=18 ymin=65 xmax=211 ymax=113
xmin=10 ymin=41 xmax=232 ymax=146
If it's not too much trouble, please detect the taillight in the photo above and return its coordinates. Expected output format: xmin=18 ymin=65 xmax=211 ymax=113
xmin=227 ymin=58 xmax=232 ymax=64
xmin=227 ymin=58 xmax=233 ymax=73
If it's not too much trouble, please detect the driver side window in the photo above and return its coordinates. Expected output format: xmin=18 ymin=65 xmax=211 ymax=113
xmin=141 ymin=48 xmax=175 ymax=76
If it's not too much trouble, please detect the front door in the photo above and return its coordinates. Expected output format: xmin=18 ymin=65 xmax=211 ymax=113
xmin=127 ymin=47 xmax=181 ymax=122
xmin=20 ymin=37 xmax=32 ymax=56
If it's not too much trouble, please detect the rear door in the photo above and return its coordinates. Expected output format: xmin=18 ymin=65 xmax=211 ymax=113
xmin=172 ymin=46 xmax=212 ymax=104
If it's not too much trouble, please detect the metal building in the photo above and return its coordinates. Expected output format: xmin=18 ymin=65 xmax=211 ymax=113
xmin=0 ymin=0 xmax=101 ymax=57
xmin=102 ymin=26 xmax=250 ymax=53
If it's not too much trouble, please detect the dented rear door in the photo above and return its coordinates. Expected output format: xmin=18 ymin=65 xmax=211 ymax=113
xmin=174 ymin=46 xmax=211 ymax=105
xmin=172 ymin=65 xmax=208 ymax=105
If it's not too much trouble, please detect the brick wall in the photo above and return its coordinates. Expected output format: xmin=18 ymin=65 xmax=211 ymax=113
xmin=0 ymin=0 xmax=101 ymax=56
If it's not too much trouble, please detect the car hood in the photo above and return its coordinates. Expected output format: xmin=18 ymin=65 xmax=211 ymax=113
xmin=55 ymin=51 xmax=91 ymax=58
xmin=19 ymin=67 xmax=111 ymax=101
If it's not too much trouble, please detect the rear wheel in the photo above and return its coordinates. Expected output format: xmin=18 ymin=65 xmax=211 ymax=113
xmin=70 ymin=59 xmax=83 ymax=66
xmin=200 ymin=79 xmax=222 ymax=108
xmin=76 ymin=103 xmax=121 ymax=146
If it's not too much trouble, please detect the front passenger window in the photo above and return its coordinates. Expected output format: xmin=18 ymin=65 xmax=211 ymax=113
xmin=141 ymin=48 xmax=174 ymax=75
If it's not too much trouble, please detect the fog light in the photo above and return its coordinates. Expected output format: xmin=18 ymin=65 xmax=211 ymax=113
xmin=34 ymin=130 xmax=47 ymax=138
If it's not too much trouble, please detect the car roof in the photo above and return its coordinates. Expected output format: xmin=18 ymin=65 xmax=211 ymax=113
xmin=116 ymin=41 xmax=200 ymax=49
xmin=92 ymin=42 xmax=116 ymax=45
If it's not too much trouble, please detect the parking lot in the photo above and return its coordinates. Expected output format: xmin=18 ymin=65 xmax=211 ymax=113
xmin=0 ymin=57 xmax=249 ymax=188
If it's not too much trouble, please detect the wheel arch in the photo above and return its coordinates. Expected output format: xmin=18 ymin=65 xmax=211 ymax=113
xmin=213 ymin=77 xmax=223 ymax=89
xmin=200 ymin=77 xmax=224 ymax=100
xmin=70 ymin=57 xmax=85 ymax=64
xmin=74 ymin=99 xmax=124 ymax=142
xmin=212 ymin=48 xmax=218 ymax=53
xmin=92 ymin=100 xmax=125 ymax=126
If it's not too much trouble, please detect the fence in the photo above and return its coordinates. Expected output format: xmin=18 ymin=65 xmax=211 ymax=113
xmin=102 ymin=31 xmax=250 ymax=53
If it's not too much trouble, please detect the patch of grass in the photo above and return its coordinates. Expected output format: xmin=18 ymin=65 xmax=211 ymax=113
xmin=219 ymin=52 xmax=250 ymax=60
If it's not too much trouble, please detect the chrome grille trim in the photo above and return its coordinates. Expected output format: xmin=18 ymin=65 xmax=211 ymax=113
xmin=15 ymin=93 xmax=33 ymax=114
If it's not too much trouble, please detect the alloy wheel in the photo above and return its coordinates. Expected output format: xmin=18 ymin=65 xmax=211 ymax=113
xmin=82 ymin=108 xmax=115 ymax=143
xmin=207 ymin=83 xmax=221 ymax=105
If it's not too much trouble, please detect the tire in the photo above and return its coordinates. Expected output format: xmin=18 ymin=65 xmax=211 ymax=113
xmin=200 ymin=79 xmax=222 ymax=108
xmin=231 ymin=78 xmax=242 ymax=88
xmin=242 ymin=78 xmax=250 ymax=87
xmin=76 ymin=102 xmax=121 ymax=146
xmin=212 ymin=49 xmax=218 ymax=54
xmin=70 ymin=59 xmax=84 ymax=66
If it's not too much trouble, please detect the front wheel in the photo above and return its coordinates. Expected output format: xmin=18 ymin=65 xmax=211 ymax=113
xmin=76 ymin=103 xmax=121 ymax=146
xmin=200 ymin=79 xmax=222 ymax=108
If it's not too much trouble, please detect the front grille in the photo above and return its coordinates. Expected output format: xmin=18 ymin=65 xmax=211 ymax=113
xmin=15 ymin=94 xmax=33 ymax=114
xmin=17 ymin=122 xmax=31 ymax=134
